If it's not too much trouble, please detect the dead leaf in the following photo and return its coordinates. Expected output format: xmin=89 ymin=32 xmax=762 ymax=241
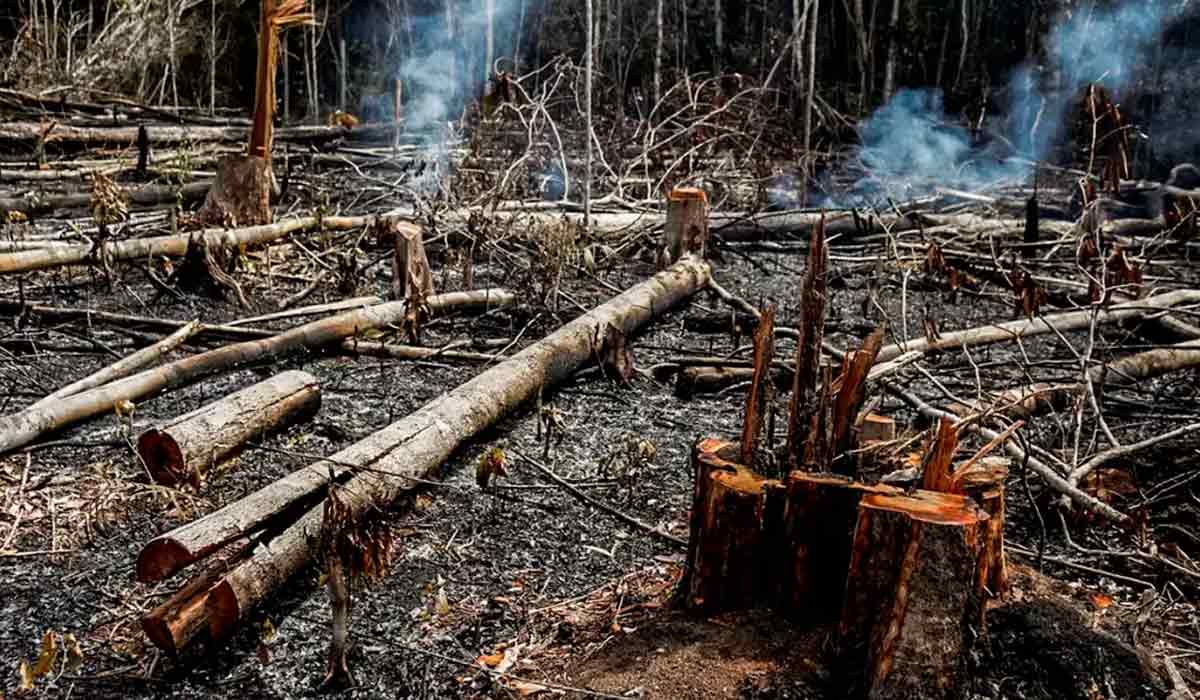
xmin=260 ymin=618 xmax=277 ymax=643
xmin=1091 ymin=593 xmax=1114 ymax=610
xmin=476 ymin=652 xmax=505 ymax=668
xmin=18 ymin=660 xmax=34 ymax=691
xmin=434 ymin=587 xmax=450 ymax=616
xmin=511 ymin=680 xmax=550 ymax=697
xmin=62 ymin=633 xmax=83 ymax=674
xmin=32 ymin=630 xmax=58 ymax=678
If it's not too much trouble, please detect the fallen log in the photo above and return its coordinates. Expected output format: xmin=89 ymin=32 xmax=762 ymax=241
xmin=0 ymin=181 xmax=210 ymax=219
xmin=875 ymin=290 xmax=1200 ymax=362
xmin=144 ymin=258 xmax=711 ymax=642
xmin=0 ymin=120 xmax=402 ymax=150
xmin=982 ymin=338 xmax=1200 ymax=417
xmin=0 ymin=289 xmax=514 ymax=456
xmin=838 ymin=490 xmax=990 ymax=700
xmin=0 ymin=214 xmax=378 ymax=275
xmin=27 ymin=320 xmax=201 ymax=413
xmin=140 ymin=540 xmax=250 ymax=654
xmin=137 ymin=370 xmax=321 ymax=487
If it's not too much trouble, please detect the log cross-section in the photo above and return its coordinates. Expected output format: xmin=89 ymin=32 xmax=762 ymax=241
xmin=137 ymin=370 xmax=321 ymax=488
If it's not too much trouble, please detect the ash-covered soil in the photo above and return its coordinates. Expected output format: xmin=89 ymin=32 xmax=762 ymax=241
xmin=1 ymin=174 xmax=1198 ymax=699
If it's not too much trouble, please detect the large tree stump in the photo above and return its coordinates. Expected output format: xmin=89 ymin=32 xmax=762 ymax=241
xmin=662 ymin=187 xmax=708 ymax=264
xmin=679 ymin=438 xmax=899 ymax=619
xmin=137 ymin=370 xmax=321 ymax=488
xmin=839 ymin=490 xmax=990 ymax=700
xmin=678 ymin=438 xmax=773 ymax=613
xmin=196 ymin=155 xmax=273 ymax=227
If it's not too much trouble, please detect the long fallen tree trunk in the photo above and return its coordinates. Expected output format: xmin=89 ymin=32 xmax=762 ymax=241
xmin=0 ymin=214 xmax=380 ymax=275
xmin=0 ymin=121 xmax=406 ymax=149
xmin=135 ymin=257 xmax=709 ymax=647
xmin=875 ymin=290 xmax=1200 ymax=363
xmin=0 ymin=181 xmax=210 ymax=219
xmin=27 ymin=320 xmax=201 ymax=412
xmin=203 ymin=257 xmax=710 ymax=639
xmin=0 ymin=289 xmax=513 ymax=455
xmin=986 ymin=338 xmax=1200 ymax=417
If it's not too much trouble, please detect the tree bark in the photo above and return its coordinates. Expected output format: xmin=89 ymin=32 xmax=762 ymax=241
xmin=881 ymin=0 xmax=902 ymax=100
xmin=875 ymin=290 xmax=1200 ymax=363
xmin=195 ymin=257 xmax=710 ymax=637
xmin=0 ymin=289 xmax=513 ymax=458
xmin=654 ymin=0 xmax=664 ymax=106
xmin=663 ymin=187 xmax=709 ymax=263
xmin=138 ymin=370 xmax=321 ymax=488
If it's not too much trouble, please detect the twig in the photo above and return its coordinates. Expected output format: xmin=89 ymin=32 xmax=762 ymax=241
xmin=510 ymin=448 xmax=686 ymax=548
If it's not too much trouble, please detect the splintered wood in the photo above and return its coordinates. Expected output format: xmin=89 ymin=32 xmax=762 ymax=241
xmin=786 ymin=216 xmax=828 ymax=471
xmin=739 ymin=304 xmax=776 ymax=467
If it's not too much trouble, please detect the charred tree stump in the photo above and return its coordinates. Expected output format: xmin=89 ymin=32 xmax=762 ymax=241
xmin=176 ymin=230 xmax=250 ymax=307
xmin=770 ymin=471 xmax=896 ymax=620
xmin=678 ymin=438 xmax=773 ymax=613
xmin=679 ymin=438 xmax=898 ymax=619
xmin=663 ymin=187 xmax=708 ymax=264
xmin=839 ymin=490 xmax=990 ymax=700
xmin=390 ymin=221 xmax=433 ymax=302
xmin=137 ymin=370 xmax=321 ymax=488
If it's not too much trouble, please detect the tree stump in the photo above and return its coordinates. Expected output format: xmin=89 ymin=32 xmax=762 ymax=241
xmin=679 ymin=438 xmax=898 ymax=619
xmin=770 ymin=471 xmax=898 ymax=620
xmin=390 ymin=221 xmax=433 ymax=302
xmin=196 ymin=155 xmax=272 ymax=227
xmin=839 ymin=490 xmax=990 ymax=700
xmin=678 ymin=438 xmax=773 ymax=613
xmin=952 ymin=457 xmax=1009 ymax=599
xmin=663 ymin=187 xmax=708 ymax=264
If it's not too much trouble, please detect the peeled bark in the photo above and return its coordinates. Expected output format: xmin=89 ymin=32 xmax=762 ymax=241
xmin=198 ymin=257 xmax=710 ymax=637
xmin=839 ymin=491 xmax=989 ymax=700
xmin=0 ymin=289 xmax=513 ymax=457
xmin=138 ymin=370 xmax=321 ymax=487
